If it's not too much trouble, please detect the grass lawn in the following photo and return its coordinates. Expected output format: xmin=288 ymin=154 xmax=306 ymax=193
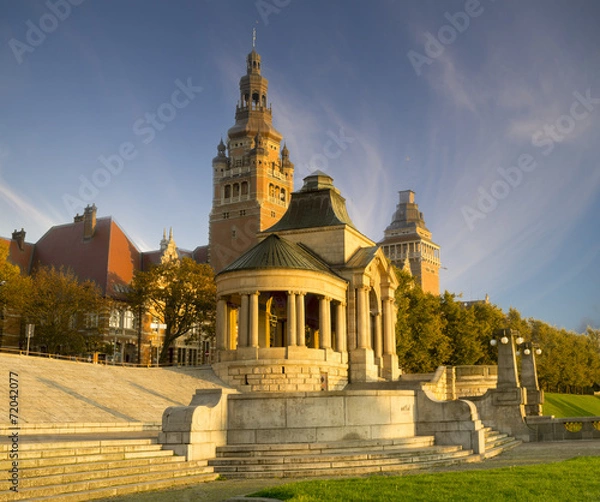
xmin=250 ymin=457 xmax=600 ymax=501
xmin=543 ymin=392 xmax=600 ymax=417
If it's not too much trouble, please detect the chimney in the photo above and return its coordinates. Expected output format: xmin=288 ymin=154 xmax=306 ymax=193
xmin=11 ymin=228 xmax=26 ymax=251
xmin=83 ymin=204 xmax=97 ymax=240
xmin=73 ymin=213 xmax=84 ymax=223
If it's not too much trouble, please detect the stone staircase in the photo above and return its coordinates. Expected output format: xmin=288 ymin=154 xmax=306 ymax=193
xmin=0 ymin=437 xmax=217 ymax=501
xmin=483 ymin=427 xmax=521 ymax=458
xmin=209 ymin=429 xmax=522 ymax=479
xmin=209 ymin=436 xmax=479 ymax=479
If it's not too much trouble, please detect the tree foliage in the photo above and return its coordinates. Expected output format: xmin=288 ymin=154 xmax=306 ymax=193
xmin=394 ymin=269 xmax=600 ymax=390
xmin=0 ymin=240 xmax=29 ymax=314
xmin=24 ymin=266 xmax=106 ymax=354
xmin=128 ymin=258 xmax=216 ymax=363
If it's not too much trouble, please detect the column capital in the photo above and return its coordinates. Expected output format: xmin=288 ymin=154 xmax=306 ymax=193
xmin=320 ymin=295 xmax=332 ymax=302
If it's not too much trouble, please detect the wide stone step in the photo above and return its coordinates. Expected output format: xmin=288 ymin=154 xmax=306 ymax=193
xmin=211 ymin=445 xmax=465 ymax=467
xmin=0 ymin=448 xmax=175 ymax=471
xmin=216 ymin=436 xmax=436 ymax=457
xmin=0 ymin=438 xmax=157 ymax=454
xmin=3 ymin=454 xmax=187 ymax=478
xmin=0 ymin=464 xmax=215 ymax=501
xmin=218 ymin=454 xmax=477 ymax=479
xmin=212 ymin=448 xmax=472 ymax=473
xmin=20 ymin=459 xmax=211 ymax=488
xmin=484 ymin=439 xmax=521 ymax=459
xmin=26 ymin=472 xmax=219 ymax=502
xmin=0 ymin=440 xmax=162 ymax=462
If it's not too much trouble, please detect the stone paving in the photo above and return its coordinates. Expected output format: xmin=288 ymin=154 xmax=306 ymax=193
xmin=0 ymin=353 xmax=227 ymax=424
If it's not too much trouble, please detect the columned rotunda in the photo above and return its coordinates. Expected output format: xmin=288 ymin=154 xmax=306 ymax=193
xmin=213 ymin=171 xmax=400 ymax=391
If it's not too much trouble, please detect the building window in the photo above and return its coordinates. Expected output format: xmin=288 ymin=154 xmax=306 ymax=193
xmin=232 ymin=229 xmax=236 ymax=238
xmin=223 ymin=212 xmax=229 ymax=219
xmin=109 ymin=310 xmax=121 ymax=328
xmin=271 ymin=211 xmax=276 ymax=217
xmin=241 ymin=181 xmax=248 ymax=196
xmin=233 ymin=183 xmax=240 ymax=197
xmin=239 ymin=210 xmax=246 ymax=216
xmin=224 ymin=185 xmax=231 ymax=199
xmin=123 ymin=310 xmax=135 ymax=330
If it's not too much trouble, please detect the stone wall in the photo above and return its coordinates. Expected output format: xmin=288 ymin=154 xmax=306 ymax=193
xmin=226 ymin=390 xmax=416 ymax=444
xmin=526 ymin=416 xmax=600 ymax=442
xmin=213 ymin=347 xmax=348 ymax=392
xmin=454 ymin=365 xmax=498 ymax=398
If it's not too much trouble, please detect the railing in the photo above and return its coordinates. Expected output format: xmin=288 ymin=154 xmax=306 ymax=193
xmin=0 ymin=347 xmax=212 ymax=368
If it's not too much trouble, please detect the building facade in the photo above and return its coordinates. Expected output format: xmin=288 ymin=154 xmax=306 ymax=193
xmin=209 ymin=47 xmax=294 ymax=273
xmin=379 ymin=190 xmax=441 ymax=295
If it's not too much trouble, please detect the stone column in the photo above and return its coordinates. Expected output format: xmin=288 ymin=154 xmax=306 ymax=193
xmin=239 ymin=293 xmax=249 ymax=348
xmin=356 ymin=287 xmax=369 ymax=349
xmin=228 ymin=307 xmax=238 ymax=350
xmin=249 ymin=291 xmax=259 ymax=348
xmin=296 ymin=293 xmax=306 ymax=347
xmin=319 ymin=296 xmax=332 ymax=349
xmin=335 ymin=302 xmax=347 ymax=353
xmin=373 ymin=312 xmax=382 ymax=360
xmin=287 ymin=291 xmax=297 ymax=346
xmin=216 ymin=298 xmax=228 ymax=351
xmin=382 ymin=297 xmax=394 ymax=355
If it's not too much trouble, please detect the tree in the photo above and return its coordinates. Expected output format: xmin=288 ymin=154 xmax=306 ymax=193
xmin=440 ymin=292 xmax=481 ymax=366
xmin=24 ymin=266 xmax=106 ymax=354
xmin=128 ymin=258 xmax=216 ymax=364
xmin=0 ymin=240 xmax=29 ymax=314
xmin=395 ymin=269 xmax=450 ymax=373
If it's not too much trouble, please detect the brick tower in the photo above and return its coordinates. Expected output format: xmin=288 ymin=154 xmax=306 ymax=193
xmin=209 ymin=43 xmax=294 ymax=272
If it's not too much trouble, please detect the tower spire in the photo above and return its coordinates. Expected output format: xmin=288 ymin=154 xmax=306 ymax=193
xmin=252 ymin=27 xmax=257 ymax=49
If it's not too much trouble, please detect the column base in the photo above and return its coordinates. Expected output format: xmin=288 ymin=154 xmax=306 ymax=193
xmin=382 ymin=353 xmax=400 ymax=381
xmin=349 ymin=348 xmax=379 ymax=383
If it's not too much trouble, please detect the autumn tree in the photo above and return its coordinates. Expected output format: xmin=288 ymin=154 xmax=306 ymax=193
xmin=0 ymin=240 xmax=29 ymax=315
xmin=24 ymin=266 xmax=106 ymax=354
xmin=128 ymin=258 xmax=216 ymax=364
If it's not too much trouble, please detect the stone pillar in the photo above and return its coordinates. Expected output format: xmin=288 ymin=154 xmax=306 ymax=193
xmin=335 ymin=302 xmax=347 ymax=353
xmin=382 ymin=297 xmax=399 ymax=380
xmin=373 ymin=312 xmax=382 ymax=360
xmin=356 ymin=287 xmax=369 ymax=349
xmin=382 ymin=297 xmax=394 ymax=355
xmin=239 ymin=294 xmax=249 ymax=348
xmin=228 ymin=307 xmax=238 ymax=350
xmin=296 ymin=293 xmax=306 ymax=347
xmin=521 ymin=342 xmax=543 ymax=416
xmin=319 ymin=296 xmax=332 ymax=349
xmin=287 ymin=291 xmax=297 ymax=347
xmin=216 ymin=298 xmax=228 ymax=351
xmin=249 ymin=291 xmax=259 ymax=348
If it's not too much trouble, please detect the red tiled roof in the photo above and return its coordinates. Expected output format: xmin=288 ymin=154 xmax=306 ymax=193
xmin=2 ymin=237 xmax=35 ymax=274
xmin=32 ymin=217 xmax=141 ymax=299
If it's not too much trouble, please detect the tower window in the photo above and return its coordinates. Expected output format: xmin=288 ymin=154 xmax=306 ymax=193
xmin=271 ymin=211 xmax=276 ymax=218
xmin=241 ymin=181 xmax=248 ymax=196
xmin=233 ymin=183 xmax=240 ymax=197
xmin=223 ymin=212 xmax=229 ymax=219
xmin=232 ymin=229 xmax=236 ymax=238
xmin=240 ymin=210 xmax=246 ymax=216
xmin=224 ymin=185 xmax=231 ymax=199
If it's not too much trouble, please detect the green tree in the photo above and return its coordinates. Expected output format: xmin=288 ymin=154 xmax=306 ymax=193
xmin=25 ymin=266 xmax=106 ymax=354
xmin=395 ymin=269 xmax=449 ymax=373
xmin=128 ymin=258 xmax=216 ymax=364
xmin=440 ymin=292 xmax=481 ymax=365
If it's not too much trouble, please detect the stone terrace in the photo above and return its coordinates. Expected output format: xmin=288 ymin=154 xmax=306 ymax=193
xmin=0 ymin=354 xmax=227 ymax=424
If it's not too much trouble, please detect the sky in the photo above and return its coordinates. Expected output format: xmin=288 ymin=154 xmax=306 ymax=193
xmin=1 ymin=0 xmax=599 ymax=333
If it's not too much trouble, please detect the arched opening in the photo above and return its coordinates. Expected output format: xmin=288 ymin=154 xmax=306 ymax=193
xmin=241 ymin=181 xmax=248 ymax=196
xmin=233 ymin=183 xmax=240 ymax=197
xmin=224 ymin=185 xmax=231 ymax=199
xmin=252 ymin=92 xmax=260 ymax=106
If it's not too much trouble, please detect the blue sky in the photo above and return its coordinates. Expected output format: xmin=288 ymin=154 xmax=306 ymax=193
xmin=1 ymin=0 xmax=599 ymax=333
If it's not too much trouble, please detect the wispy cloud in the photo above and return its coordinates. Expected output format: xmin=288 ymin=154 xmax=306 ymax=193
xmin=0 ymin=177 xmax=58 ymax=232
